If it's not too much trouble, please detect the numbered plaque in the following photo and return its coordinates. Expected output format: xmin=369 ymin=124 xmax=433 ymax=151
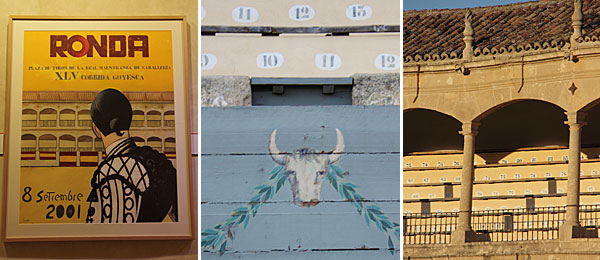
xmin=201 ymin=53 xmax=217 ymax=70
xmin=4 ymin=17 xmax=194 ymax=241
xmin=289 ymin=5 xmax=315 ymax=21
xmin=346 ymin=4 xmax=372 ymax=20
xmin=232 ymin=6 xmax=259 ymax=23
xmin=315 ymin=53 xmax=342 ymax=70
xmin=375 ymin=54 xmax=400 ymax=70
xmin=256 ymin=52 xmax=284 ymax=69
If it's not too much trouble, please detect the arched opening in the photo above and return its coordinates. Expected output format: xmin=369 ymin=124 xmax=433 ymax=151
xmin=59 ymin=109 xmax=76 ymax=127
xmin=132 ymin=137 xmax=145 ymax=147
xmin=39 ymin=108 xmax=57 ymax=127
xmin=404 ymin=109 xmax=462 ymax=154
xmin=580 ymin=102 xmax=600 ymax=159
xmin=164 ymin=137 xmax=176 ymax=152
xmin=94 ymin=137 xmax=104 ymax=152
xmin=78 ymin=110 xmax=92 ymax=127
xmin=21 ymin=134 xmax=36 ymax=160
xmin=22 ymin=109 xmax=37 ymax=127
xmin=77 ymin=136 xmax=93 ymax=151
xmin=39 ymin=134 xmax=57 ymax=160
xmin=164 ymin=111 xmax=175 ymax=127
xmin=59 ymin=135 xmax=76 ymax=152
xmin=147 ymin=137 xmax=162 ymax=151
xmin=147 ymin=111 xmax=162 ymax=127
xmin=164 ymin=137 xmax=176 ymax=160
xmin=476 ymin=100 xmax=567 ymax=153
xmin=132 ymin=110 xmax=145 ymax=127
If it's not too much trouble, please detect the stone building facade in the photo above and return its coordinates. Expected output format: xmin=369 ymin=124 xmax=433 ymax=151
xmin=20 ymin=91 xmax=177 ymax=167
xmin=404 ymin=0 xmax=600 ymax=258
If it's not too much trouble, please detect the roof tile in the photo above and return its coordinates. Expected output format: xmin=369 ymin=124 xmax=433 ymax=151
xmin=403 ymin=0 xmax=599 ymax=57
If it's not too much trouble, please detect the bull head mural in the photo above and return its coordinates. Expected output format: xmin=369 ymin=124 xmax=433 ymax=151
xmin=268 ymin=128 xmax=344 ymax=207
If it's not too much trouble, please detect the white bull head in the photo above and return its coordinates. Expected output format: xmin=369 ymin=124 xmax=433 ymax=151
xmin=269 ymin=128 xmax=344 ymax=207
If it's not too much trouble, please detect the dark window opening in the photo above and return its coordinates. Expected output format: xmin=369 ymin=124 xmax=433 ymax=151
xmin=251 ymin=77 xmax=353 ymax=106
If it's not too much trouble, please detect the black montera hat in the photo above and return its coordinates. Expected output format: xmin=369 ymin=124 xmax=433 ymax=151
xmin=90 ymin=88 xmax=132 ymax=136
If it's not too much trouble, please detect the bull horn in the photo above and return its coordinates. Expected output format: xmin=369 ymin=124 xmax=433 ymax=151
xmin=328 ymin=128 xmax=345 ymax=163
xmin=269 ymin=129 xmax=286 ymax=165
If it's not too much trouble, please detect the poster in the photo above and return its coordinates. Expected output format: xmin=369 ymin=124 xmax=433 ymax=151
xmin=4 ymin=17 xmax=193 ymax=240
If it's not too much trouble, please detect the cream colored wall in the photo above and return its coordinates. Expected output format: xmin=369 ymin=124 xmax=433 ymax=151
xmin=0 ymin=0 xmax=198 ymax=259
xmin=201 ymin=0 xmax=400 ymax=27
xmin=201 ymin=34 xmax=400 ymax=77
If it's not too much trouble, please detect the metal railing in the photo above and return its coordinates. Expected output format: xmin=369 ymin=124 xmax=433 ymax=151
xmin=404 ymin=207 xmax=568 ymax=245
xmin=471 ymin=207 xmax=564 ymax=242
xmin=164 ymin=120 xmax=175 ymax=127
xmin=147 ymin=120 xmax=162 ymax=127
xmin=78 ymin=120 xmax=92 ymax=127
xmin=404 ymin=212 xmax=458 ymax=244
xmin=39 ymin=120 xmax=57 ymax=127
xmin=22 ymin=120 xmax=37 ymax=127
xmin=131 ymin=120 xmax=145 ymax=127
xmin=59 ymin=120 xmax=75 ymax=127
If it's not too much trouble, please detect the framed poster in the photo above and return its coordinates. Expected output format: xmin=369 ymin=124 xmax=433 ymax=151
xmin=3 ymin=17 xmax=193 ymax=240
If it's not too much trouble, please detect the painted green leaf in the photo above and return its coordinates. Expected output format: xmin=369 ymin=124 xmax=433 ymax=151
xmin=364 ymin=211 xmax=371 ymax=227
xmin=276 ymin=176 xmax=286 ymax=192
xmin=219 ymin=240 xmax=227 ymax=256
xmin=388 ymin=237 xmax=394 ymax=255
xmin=244 ymin=213 xmax=250 ymax=228
xmin=381 ymin=220 xmax=392 ymax=231
xmin=330 ymin=164 xmax=344 ymax=175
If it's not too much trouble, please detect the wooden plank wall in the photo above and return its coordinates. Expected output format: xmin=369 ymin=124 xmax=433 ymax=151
xmin=201 ymin=106 xmax=400 ymax=259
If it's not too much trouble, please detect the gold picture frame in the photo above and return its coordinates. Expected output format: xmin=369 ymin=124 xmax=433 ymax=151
xmin=3 ymin=16 xmax=193 ymax=241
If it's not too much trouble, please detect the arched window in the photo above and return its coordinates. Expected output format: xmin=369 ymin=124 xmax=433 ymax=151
xmin=132 ymin=110 xmax=145 ymax=127
xmin=39 ymin=108 xmax=57 ymax=127
xmin=164 ymin=111 xmax=175 ymax=127
xmin=59 ymin=109 xmax=76 ymax=127
xmin=78 ymin=110 xmax=92 ymax=127
xmin=94 ymin=137 xmax=104 ymax=152
xmin=147 ymin=137 xmax=162 ymax=151
xmin=39 ymin=134 xmax=57 ymax=160
xmin=59 ymin=135 xmax=76 ymax=152
xmin=21 ymin=134 xmax=36 ymax=152
xmin=77 ymin=136 xmax=93 ymax=152
xmin=164 ymin=137 xmax=176 ymax=152
xmin=147 ymin=111 xmax=162 ymax=127
xmin=22 ymin=109 xmax=37 ymax=127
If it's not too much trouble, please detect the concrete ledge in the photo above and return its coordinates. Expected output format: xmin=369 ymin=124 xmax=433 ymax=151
xmin=352 ymin=73 xmax=400 ymax=106
xmin=405 ymin=239 xmax=600 ymax=259
xmin=201 ymin=75 xmax=251 ymax=107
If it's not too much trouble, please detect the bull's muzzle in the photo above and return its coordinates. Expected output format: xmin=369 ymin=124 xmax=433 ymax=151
xmin=299 ymin=199 xmax=320 ymax=207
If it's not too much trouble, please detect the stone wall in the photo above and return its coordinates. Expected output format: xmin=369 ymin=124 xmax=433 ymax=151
xmin=200 ymin=76 xmax=251 ymax=107
xmin=353 ymin=73 xmax=400 ymax=106
xmin=200 ymin=73 xmax=400 ymax=107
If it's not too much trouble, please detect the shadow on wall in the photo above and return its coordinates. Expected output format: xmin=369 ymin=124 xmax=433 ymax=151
xmin=404 ymin=109 xmax=463 ymax=154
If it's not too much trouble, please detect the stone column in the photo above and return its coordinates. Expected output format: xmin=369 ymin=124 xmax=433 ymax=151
xmin=451 ymin=121 xmax=479 ymax=244
xmin=560 ymin=111 xmax=588 ymax=239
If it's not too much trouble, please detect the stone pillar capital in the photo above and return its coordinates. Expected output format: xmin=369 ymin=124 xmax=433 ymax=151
xmin=459 ymin=121 xmax=480 ymax=136
xmin=564 ymin=111 xmax=587 ymax=126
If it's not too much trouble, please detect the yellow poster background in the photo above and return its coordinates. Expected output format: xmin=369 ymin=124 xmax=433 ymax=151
xmin=20 ymin=30 xmax=176 ymax=224
xmin=23 ymin=30 xmax=173 ymax=92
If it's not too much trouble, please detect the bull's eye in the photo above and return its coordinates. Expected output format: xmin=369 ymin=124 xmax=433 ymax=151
xmin=317 ymin=171 xmax=325 ymax=176
xmin=286 ymin=170 xmax=296 ymax=175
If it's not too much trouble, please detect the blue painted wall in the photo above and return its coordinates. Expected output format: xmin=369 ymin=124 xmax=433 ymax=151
xmin=201 ymin=106 xmax=400 ymax=259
